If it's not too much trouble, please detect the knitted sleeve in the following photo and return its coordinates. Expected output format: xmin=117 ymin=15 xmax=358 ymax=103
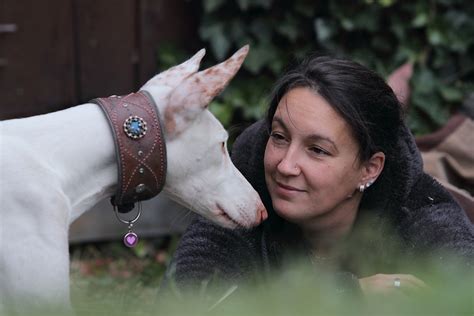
xmin=164 ymin=216 xmax=262 ymax=289
xmin=400 ymin=174 xmax=474 ymax=260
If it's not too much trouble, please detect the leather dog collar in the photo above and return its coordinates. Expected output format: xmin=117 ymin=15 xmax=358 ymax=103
xmin=91 ymin=91 xmax=167 ymax=213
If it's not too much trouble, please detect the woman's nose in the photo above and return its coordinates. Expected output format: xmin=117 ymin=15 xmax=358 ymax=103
xmin=276 ymin=149 xmax=301 ymax=176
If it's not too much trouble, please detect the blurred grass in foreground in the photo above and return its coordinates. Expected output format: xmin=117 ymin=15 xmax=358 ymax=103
xmin=68 ymin=254 xmax=473 ymax=316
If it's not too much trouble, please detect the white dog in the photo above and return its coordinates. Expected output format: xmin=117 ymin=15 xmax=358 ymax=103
xmin=0 ymin=46 xmax=266 ymax=313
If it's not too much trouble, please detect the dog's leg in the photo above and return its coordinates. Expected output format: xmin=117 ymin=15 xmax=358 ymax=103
xmin=0 ymin=166 xmax=72 ymax=313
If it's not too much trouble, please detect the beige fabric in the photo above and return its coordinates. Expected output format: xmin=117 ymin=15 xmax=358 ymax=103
xmin=421 ymin=118 xmax=474 ymax=222
xmin=422 ymin=118 xmax=474 ymax=194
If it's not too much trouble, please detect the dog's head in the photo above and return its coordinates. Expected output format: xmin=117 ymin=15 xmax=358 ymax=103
xmin=140 ymin=46 xmax=267 ymax=228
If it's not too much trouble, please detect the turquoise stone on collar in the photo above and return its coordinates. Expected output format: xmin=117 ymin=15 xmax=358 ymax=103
xmin=123 ymin=116 xmax=147 ymax=139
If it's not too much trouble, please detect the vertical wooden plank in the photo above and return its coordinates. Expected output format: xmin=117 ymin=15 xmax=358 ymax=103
xmin=74 ymin=0 xmax=137 ymax=101
xmin=0 ymin=0 xmax=76 ymax=119
xmin=139 ymin=0 xmax=199 ymax=85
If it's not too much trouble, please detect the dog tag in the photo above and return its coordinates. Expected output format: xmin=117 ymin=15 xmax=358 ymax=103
xmin=123 ymin=231 xmax=139 ymax=247
xmin=113 ymin=202 xmax=142 ymax=248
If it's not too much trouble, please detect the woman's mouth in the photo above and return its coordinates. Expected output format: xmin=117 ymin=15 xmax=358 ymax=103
xmin=274 ymin=181 xmax=305 ymax=196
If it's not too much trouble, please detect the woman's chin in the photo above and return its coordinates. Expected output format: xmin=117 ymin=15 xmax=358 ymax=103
xmin=272 ymin=202 xmax=308 ymax=223
xmin=272 ymin=200 xmax=329 ymax=226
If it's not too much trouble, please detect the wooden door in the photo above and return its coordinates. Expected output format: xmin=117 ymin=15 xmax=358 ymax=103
xmin=73 ymin=0 xmax=137 ymax=101
xmin=0 ymin=0 xmax=77 ymax=119
xmin=0 ymin=0 xmax=198 ymax=121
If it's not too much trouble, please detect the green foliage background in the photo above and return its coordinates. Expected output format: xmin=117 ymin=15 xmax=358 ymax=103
xmin=160 ymin=0 xmax=474 ymax=136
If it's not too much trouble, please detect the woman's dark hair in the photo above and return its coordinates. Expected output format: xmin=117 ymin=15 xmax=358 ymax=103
xmin=266 ymin=55 xmax=404 ymax=163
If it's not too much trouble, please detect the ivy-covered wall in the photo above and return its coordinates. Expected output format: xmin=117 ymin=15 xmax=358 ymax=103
xmin=160 ymin=0 xmax=474 ymax=136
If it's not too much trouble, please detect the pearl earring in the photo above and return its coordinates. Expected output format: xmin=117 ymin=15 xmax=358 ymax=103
xmin=359 ymin=180 xmax=374 ymax=193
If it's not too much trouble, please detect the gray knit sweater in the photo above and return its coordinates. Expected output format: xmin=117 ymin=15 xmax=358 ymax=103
xmin=165 ymin=119 xmax=474 ymax=290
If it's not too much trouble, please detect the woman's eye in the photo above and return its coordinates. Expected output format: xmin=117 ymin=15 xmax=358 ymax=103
xmin=309 ymin=146 xmax=329 ymax=156
xmin=270 ymin=132 xmax=286 ymax=142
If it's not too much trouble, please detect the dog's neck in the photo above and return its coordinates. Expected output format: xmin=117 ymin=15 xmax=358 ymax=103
xmin=7 ymin=103 xmax=118 ymax=222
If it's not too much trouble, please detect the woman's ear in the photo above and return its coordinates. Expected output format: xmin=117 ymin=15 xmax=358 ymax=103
xmin=361 ymin=151 xmax=385 ymax=184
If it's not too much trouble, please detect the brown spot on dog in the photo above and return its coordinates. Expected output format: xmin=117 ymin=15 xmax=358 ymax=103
xmin=164 ymin=105 xmax=178 ymax=136
xmin=204 ymin=68 xmax=220 ymax=76
xmin=210 ymin=87 xmax=222 ymax=97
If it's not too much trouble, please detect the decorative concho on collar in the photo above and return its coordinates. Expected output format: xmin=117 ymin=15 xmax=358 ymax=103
xmin=91 ymin=91 xmax=167 ymax=248
xmin=123 ymin=115 xmax=148 ymax=139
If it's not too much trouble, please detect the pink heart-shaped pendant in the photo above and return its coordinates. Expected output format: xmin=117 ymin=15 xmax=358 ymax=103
xmin=123 ymin=231 xmax=138 ymax=247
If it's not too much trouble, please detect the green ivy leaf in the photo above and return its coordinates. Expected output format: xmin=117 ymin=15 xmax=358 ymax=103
xmin=412 ymin=12 xmax=428 ymax=27
xmin=295 ymin=1 xmax=316 ymax=17
xmin=407 ymin=107 xmax=434 ymax=136
xmin=209 ymin=101 xmax=234 ymax=126
xmin=157 ymin=44 xmax=188 ymax=70
xmin=244 ymin=42 xmax=277 ymax=74
xmin=242 ymin=96 xmax=267 ymax=120
xmin=351 ymin=8 xmax=379 ymax=32
xmin=340 ymin=18 xmax=355 ymax=31
xmin=229 ymin=19 xmax=247 ymax=43
xmin=413 ymin=68 xmax=437 ymax=94
xmin=371 ymin=35 xmax=391 ymax=52
xmin=250 ymin=19 xmax=273 ymax=43
xmin=199 ymin=23 xmax=230 ymax=60
xmin=276 ymin=16 xmax=300 ymax=42
xmin=439 ymin=85 xmax=463 ymax=102
xmin=378 ymin=0 xmax=395 ymax=7
xmin=428 ymin=28 xmax=444 ymax=46
xmin=237 ymin=0 xmax=272 ymax=10
xmin=203 ymin=0 xmax=226 ymax=13
xmin=236 ymin=0 xmax=250 ymax=10
xmin=412 ymin=89 xmax=448 ymax=126
xmin=268 ymin=56 xmax=285 ymax=75
xmin=390 ymin=17 xmax=406 ymax=40
xmin=256 ymin=0 xmax=273 ymax=9
xmin=314 ymin=18 xmax=335 ymax=42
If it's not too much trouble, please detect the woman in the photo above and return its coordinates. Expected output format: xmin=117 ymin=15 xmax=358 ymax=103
xmin=165 ymin=55 xmax=474 ymax=296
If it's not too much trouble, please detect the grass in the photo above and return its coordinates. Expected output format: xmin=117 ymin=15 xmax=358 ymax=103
xmin=67 ymin=238 xmax=474 ymax=316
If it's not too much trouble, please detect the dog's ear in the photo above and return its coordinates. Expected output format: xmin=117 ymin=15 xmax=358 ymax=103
xmin=140 ymin=48 xmax=206 ymax=98
xmin=164 ymin=45 xmax=249 ymax=138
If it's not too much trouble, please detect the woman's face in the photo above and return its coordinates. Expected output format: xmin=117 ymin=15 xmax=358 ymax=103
xmin=264 ymin=87 xmax=368 ymax=225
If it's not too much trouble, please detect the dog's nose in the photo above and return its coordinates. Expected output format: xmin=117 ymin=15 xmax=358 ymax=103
xmin=256 ymin=202 xmax=268 ymax=225
xmin=261 ymin=206 xmax=268 ymax=222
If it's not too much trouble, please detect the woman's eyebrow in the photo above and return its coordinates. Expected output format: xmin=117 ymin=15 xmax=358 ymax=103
xmin=271 ymin=116 xmax=287 ymax=130
xmin=272 ymin=115 xmax=338 ymax=152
